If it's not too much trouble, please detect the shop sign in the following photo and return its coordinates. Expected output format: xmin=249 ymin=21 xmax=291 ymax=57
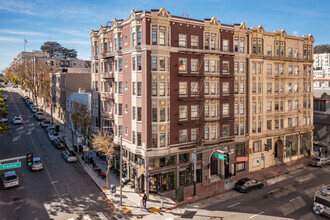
xmin=236 ymin=156 xmax=248 ymax=162
xmin=137 ymin=165 xmax=145 ymax=178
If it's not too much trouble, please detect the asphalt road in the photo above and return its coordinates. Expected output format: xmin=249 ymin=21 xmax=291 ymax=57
xmin=0 ymin=85 xmax=119 ymax=220
xmin=198 ymin=163 xmax=330 ymax=219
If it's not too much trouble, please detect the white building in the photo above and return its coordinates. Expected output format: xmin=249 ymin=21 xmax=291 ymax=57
xmin=314 ymin=53 xmax=330 ymax=69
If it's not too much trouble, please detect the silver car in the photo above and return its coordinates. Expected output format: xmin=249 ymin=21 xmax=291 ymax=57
xmin=62 ymin=150 xmax=78 ymax=162
xmin=12 ymin=116 xmax=23 ymax=124
xmin=1 ymin=171 xmax=19 ymax=189
xmin=310 ymin=157 xmax=330 ymax=167
xmin=34 ymin=112 xmax=45 ymax=121
xmin=31 ymin=157 xmax=44 ymax=171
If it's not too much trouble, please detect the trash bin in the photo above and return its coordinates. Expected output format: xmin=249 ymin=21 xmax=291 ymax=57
xmin=55 ymin=125 xmax=60 ymax=132
xmin=175 ymin=185 xmax=184 ymax=202
xmin=111 ymin=184 xmax=116 ymax=193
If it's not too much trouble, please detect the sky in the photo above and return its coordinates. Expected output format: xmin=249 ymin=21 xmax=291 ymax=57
xmin=0 ymin=0 xmax=329 ymax=71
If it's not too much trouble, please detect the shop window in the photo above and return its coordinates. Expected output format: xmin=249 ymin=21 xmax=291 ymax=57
xmin=253 ymin=141 xmax=262 ymax=152
xmin=237 ymin=162 xmax=245 ymax=172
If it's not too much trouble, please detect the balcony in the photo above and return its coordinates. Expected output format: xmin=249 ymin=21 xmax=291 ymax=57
xmin=100 ymin=92 xmax=113 ymax=101
xmin=101 ymin=72 xmax=115 ymax=80
xmin=177 ymin=96 xmax=203 ymax=102
xmin=101 ymin=111 xmax=114 ymax=120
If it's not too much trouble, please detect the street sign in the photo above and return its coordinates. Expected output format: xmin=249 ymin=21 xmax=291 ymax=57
xmin=0 ymin=162 xmax=21 ymax=170
xmin=215 ymin=153 xmax=226 ymax=160
xmin=191 ymin=153 xmax=197 ymax=163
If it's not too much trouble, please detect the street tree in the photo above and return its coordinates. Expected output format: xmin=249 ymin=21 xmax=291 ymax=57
xmin=0 ymin=89 xmax=11 ymax=135
xmin=92 ymin=131 xmax=117 ymax=188
xmin=40 ymin=41 xmax=78 ymax=58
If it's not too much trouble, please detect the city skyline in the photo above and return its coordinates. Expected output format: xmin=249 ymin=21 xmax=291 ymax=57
xmin=0 ymin=0 xmax=329 ymax=71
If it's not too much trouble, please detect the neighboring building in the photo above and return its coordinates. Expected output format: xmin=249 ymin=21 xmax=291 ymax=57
xmin=90 ymin=8 xmax=313 ymax=195
xmin=313 ymin=91 xmax=330 ymax=146
xmin=248 ymin=26 xmax=314 ymax=172
xmin=66 ymin=88 xmax=92 ymax=114
xmin=51 ymin=68 xmax=91 ymax=121
xmin=12 ymin=50 xmax=50 ymax=65
xmin=314 ymin=53 xmax=330 ymax=69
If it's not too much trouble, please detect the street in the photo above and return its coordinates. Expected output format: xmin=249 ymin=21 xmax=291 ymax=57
xmin=0 ymin=85 xmax=119 ymax=220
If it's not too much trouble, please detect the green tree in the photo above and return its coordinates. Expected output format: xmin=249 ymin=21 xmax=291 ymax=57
xmin=92 ymin=131 xmax=117 ymax=188
xmin=60 ymin=48 xmax=78 ymax=59
xmin=314 ymin=44 xmax=330 ymax=54
xmin=0 ymin=89 xmax=11 ymax=135
xmin=40 ymin=41 xmax=63 ymax=57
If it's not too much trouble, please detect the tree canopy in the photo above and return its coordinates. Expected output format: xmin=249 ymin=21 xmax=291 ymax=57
xmin=40 ymin=41 xmax=77 ymax=58
xmin=314 ymin=44 xmax=330 ymax=54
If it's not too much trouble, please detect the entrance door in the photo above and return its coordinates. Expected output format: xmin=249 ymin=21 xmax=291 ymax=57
xmin=210 ymin=154 xmax=218 ymax=176
xmin=274 ymin=142 xmax=278 ymax=158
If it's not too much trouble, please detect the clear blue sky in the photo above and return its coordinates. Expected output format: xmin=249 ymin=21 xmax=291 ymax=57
xmin=0 ymin=0 xmax=329 ymax=71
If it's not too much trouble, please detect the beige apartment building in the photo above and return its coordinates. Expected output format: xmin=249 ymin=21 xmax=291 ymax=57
xmin=248 ymin=26 xmax=314 ymax=172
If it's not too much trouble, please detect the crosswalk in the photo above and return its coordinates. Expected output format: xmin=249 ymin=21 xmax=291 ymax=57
xmin=67 ymin=212 xmax=110 ymax=220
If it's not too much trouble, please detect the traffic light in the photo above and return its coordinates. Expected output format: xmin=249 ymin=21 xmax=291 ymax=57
xmin=186 ymin=163 xmax=193 ymax=172
xmin=123 ymin=162 xmax=127 ymax=172
xmin=26 ymin=153 xmax=33 ymax=166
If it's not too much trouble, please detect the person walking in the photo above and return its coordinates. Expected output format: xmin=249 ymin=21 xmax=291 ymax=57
xmin=227 ymin=171 xmax=232 ymax=183
xmin=307 ymin=149 xmax=311 ymax=158
xmin=318 ymin=147 xmax=322 ymax=157
xmin=325 ymin=148 xmax=328 ymax=158
xmin=142 ymin=193 xmax=147 ymax=208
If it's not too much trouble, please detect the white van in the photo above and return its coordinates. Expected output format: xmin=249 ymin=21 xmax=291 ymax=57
xmin=313 ymin=187 xmax=330 ymax=217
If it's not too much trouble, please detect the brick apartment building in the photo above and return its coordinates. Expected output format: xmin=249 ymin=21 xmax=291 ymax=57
xmin=90 ymin=8 xmax=313 ymax=195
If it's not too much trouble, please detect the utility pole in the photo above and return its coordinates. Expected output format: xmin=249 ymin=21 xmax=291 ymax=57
xmin=193 ymin=150 xmax=197 ymax=197
xmin=120 ymin=135 xmax=123 ymax=206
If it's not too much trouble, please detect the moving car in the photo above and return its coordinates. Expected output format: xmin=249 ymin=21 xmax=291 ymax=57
xmin=30 ymin=157 xmax=44 ymax=171
xmin=310 ymin=157 xmax=330 ymax=167
xmin=34 ymin=112 xmax=45 ymax=121
xmin=52 ymin=136 xmax=67 ymax=149
xmin=313 ymin=187 xmax=330 ymax=217
xmin=234 ymin=178 xmax=264 ymax=193
xmin=1 ymin=171 xmax=19 ymax=189
xmin=62 ymin=150 xmax=78 ymax=162
xmin=48 ymin=131 xmax=59 ymax=141
xmin=40 ymin=120 xmax=51 ymax=128
xmin=12 ymin=116 xmax=23 ymax=125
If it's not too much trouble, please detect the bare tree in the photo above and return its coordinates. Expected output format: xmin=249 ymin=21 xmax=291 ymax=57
xmin=92 ymin=131 xmax=117 ymax=188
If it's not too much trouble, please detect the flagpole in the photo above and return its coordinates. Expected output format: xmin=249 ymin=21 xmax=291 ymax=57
xmin=24 ymin=39 xmax=25 ymax=52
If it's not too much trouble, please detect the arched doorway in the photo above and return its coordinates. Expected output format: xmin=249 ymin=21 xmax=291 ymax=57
xmin=210 ymin=153 xmax=218 ymax=176
xmin=274 ymin=139 xmax=283 ymax=160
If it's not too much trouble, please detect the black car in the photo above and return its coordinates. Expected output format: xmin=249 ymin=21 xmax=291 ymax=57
xmin=52 ymin=137 xmax=67 ymax=149
xmin=234 ymin=178 xmax=264 ymax=193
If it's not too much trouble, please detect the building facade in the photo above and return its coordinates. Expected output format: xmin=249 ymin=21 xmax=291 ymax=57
xmin=313 ymin=92 xmax=330 ymax=146
xmin=248 ymin=26 xmax=314 ymax=171
xmin=91 ymin=8 xmax=313 ymax=194
xmin=314 ymin=53 xmax=330 ymax=69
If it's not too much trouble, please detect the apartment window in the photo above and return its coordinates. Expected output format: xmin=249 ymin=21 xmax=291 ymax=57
xmin=235 ymin=103 xmax=239 ymax=115
xmin=294 ymin=65 xmax=299 ymax=75
xmin=211 ymin=105 xmax=216 ymax=117
xmin=288 ymin=118 xmax=292 ymax=128
xmin=152 ymin=26 xmax=157 ymax=45
xmin=288 ymin=65 xmax=292 ymax=75
xmin=234 ymin=62 xmax=239 ymax=74
xmin=132 ymin=106 xmax=135 ymax=120
xmin=191 ymin=36 xmax=198 ymax=49
xmin=132 ymin=82 xmax=136 ymax=95
xmin=222 ymin=82 xmax=229 ymax=95
xmin=137 ymin=132 xmax=142 ymax=146
xmin=280 ymin=64 xmax=284 ymax=74
xmin=253 ymin=141 xmax=262 ymax=153
xmin=204 ymin=127 xmax=209 ymax=140
xmin=252 ymin=122 xmax=256 ymax=133
xmin=267 ymin=101 xmax=272 ymax=112
xmin=210 ymin=82 xmax=216 ymax=95
xmin=267 ymin=120 xmax=272 ymax=130
xmin=204 ymin=60 xmax=209 ymax=72
xmin=294 ymin=100 xmax=299 ymax=109
xmin=179 ymin=106 xmax=188 ymax=121
xmin=137 ymin=82 xmax=142 ymax=96
xmin=234 ymin=124 xmax=239 ymax=135
xmin=152 ymin=57 xmax=157 ymax=71
xmin=204 ymin=105 xmax=209 ymax=117
xmin=118 ymin=82 xmax=123 ymax=94
xmin=294 ymin=83 xmax=299 ymax=92
xmin=179 ymin=34 xmax=187 ymax=47
xmin=204 ymin=82 xmax=209 ymax=95
xmin=257 ymin=63 xmax=262 ymax=74
xmin=222 ymin=39 xmax=229 ymax=52
xmin=160 ymin=108 xmax=165 ymax=122
xmin=132 ymin=57 xmax=136 ymax=71
xmin=211 ymin=127 xmax=216 ymax=139
xmin=267 ymin=45 xmax=272 ymax=56
xmin=159 ymin=31 xmax=165 ymax=46
xmin=267 ymin=64 xmax=272 ymax=74
xmin=288 ymin=48 xmax=292 ymax=57
xmin=222 ymin=103 xmax=229 ymax=117
xmin=152 ymin=108 xmax=157 ymax=122
xmin=137 ymin=107 xmax=142 ymax=121
xmin=252 ymin=63 xmax=256 ymax=74
xmin=257 ymin=102 xmax=262 ymax=113
xmin=179 ymin=129 xmax=188 ymax=143
xmin=179 ymin=82 xmax=188 ymax=97
xmin=191 ymin=82 xmax=199 ymax=97
xmin=137 ymin=56 xmax=142 ymax=71
xmin=234 ymin=83 xmax=239 ymax=94
xmin=240 ymin=103 xmax=244 ymax=115
xmin=240 ymin=82 xmax=244 ymax=93
xmin=191 ymin=128 xmax=199 ymax=141
xmin=252 ymin=82 xmax=256 ymax=93
xmin=222 ymin=125 xmax=229 ymax=137
xmin=159 ymin=82 xmax=165 ymax=96
xmin=222 ymin=61 xmax=229 ymax=74
xmin=119 ymin=37 xmax=122 ymax=49
xmin=258 ymin=122 xmax=262 ymax=133
xmin=118 ymin=104 xmax=122 ymax=116
xmin=294 ymin=49 xmax=299 ymax=58
xmin=191 ymin=59 xmax=199 ymax=72
xmin=179 ymin=58 xmax=187 ymax=72
xmin=288 ymin=83 xmax=292 ymax=92
xmin=152 ymin=82 xmax=157 ymax=96
xmin=240 ymin=123 xmax=245 ymax=135
xmin=294 ymin=117 xmax=298 ymax=126
xmin=275 ymin=101 xmax=279 ymax=111
xmin=239 ymin=62 xmax=244 ymax=74
xmin=252 ymin=38 xmax=263 ymax=54
xmin=210 ymin=60 xmax=216 ymax=72
xmin=240 ymin=38 xmax=245 ymax=53
xmin=125 ymin=104 xmax=128 ymax=113
xmin=152 ymin=134 xmax=158 ymax=148
xmin=267 ymin=82 xmax=272 ymax=93
xmin=159 ymin=58 xmax=165 ymax=71
xmin=132 ymin=31 xmax=136 ymax=46
xmin=191 ymin=105 xmax=198 ymax=119
xmin=210 ymin=33 xmax=217 ymax=50
xmin=137 ymin=26 xmax=142 ymax=45
xmin=288 ymin=100 xmax=292 ymax=110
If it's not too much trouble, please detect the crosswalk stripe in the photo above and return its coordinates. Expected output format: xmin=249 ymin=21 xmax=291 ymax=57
xmin=97 ymin=212 xmax=108 ymax=220
xmin=68 ymin=219 xmax=74 ymax=220
xmin=83 ymin=215 xmax=92 ymax=220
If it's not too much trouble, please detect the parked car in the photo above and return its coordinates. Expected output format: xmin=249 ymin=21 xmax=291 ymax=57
xmin=234 ymin=178 xmax=264 ymax=193
xmin=12 ymin=116 xmax=23 ymax=125
xmin=52 ymin=136 xmax=67 ymax=149
xmin=1 ymin=171 xmax=19 ymax=189
xmin=0 ymin=117 xmax=8 ymax=122
xmin=12 ymin=85 xmax=18 ymax=88
xmin=62 ymin=150 xmax=78 ymax=162
xmin=2 ymin=95 xmax=8 ymax=101
xmin=30 ymin=157 xmax=44 ymax=171
xmin=40 ymin=120 xmax=51 ymax=128
xmin=26 ymin=101 xmax=33 ymax=107
xmin=34 ymin=112 xmax=45 ymax=121
xmin=48 ymin=131 xmax=59 ymax=141
xmin=31 ymin=106 xmax=38 ymax=113
xmin=310 ymin=157 xmax=330 ymax=167
xmin=45 ymin=125 xmax=56 ymax=133
xmin=29 ymin=104 xmax=37 ymax=110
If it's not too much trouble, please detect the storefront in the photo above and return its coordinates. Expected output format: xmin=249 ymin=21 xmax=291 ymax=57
xmin=286 ymin=134 xmax=299 ymax=158
xmin=149 ymin=171 xmax=176 ymax=193
xmin=300 ymin=132 xmax=312 ymax=155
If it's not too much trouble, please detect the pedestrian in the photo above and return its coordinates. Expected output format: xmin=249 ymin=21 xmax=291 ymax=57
xmin=307 ymin=149 xmax=311 ymax=158
xmin=325 ymin=148 xmax=328 ymax=158
xmin=318 ymin=147 xmax=322 ymax=157
xmin=227 ymin=171 xmax=232 ymax=183
xmin=142 ymin=193 xmax=147 ymax=208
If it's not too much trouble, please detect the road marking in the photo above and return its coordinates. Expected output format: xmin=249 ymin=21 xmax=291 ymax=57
xmin=97 ymin=212 xmax=108 ymax=220
xmin=83 ymin=215 xmax=92 ymax=220
xmin=299 ymin=177 xmax=310 ymax=182
xmin=289 ymin=196 xmax=301 ymax=202
xmin=249 ymin=211 xmax=264 ymax=218
xmin=67 ymin=219 xmax=74 ymax=220
xmin=227 ymin=202 xmax=240 ymax=208
xmin=268 ymin=188 xmax=279 ymax=194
